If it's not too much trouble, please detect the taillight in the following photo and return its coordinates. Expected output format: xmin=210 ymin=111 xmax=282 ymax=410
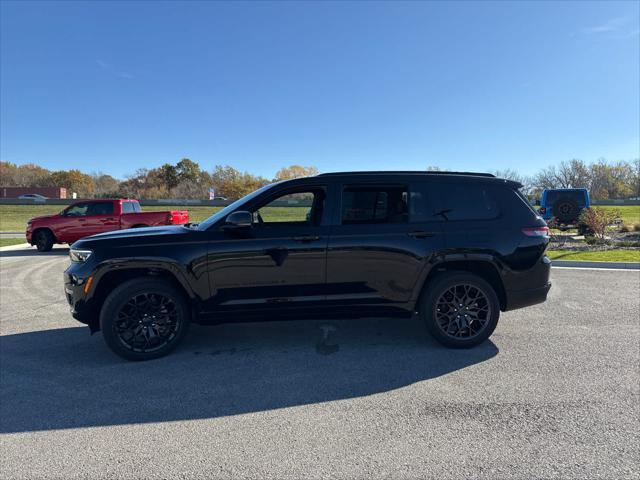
xmin=538 ymin=207 xmax=546 ymax=214
xmin=522 ymin=227 xmax=549 ymax=237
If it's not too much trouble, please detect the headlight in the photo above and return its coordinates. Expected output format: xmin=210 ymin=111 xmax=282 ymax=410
xmin=69 ymin=249 xmax=93 ymax=263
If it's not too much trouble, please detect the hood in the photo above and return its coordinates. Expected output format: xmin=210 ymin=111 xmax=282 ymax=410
xmin=88 ymin=225 xmax=188 ymax=241
xmin=72 ymin=225 xmax=191 ymax=250
xmin=29 ymin=214 xmax=61 ymax=222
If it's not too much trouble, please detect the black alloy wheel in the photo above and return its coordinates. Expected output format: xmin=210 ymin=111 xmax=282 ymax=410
xmin=421 ymin=272 xmax=500 ymax=348
xmin=100 ymin=278 xmax=190 ymax=360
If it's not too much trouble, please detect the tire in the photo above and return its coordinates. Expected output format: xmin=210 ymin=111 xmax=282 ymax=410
xmin=34 ymin=229 xmax=54 ymax=252
xmin=100 ymin=278 xmax=190 ymax=361
xmin=551 ymin=197 xmax=579 ymax=224
xmin=420 ymin=272 xmax=500 ymax=348
xmin=131 ymin=224 xmax=148 ymax=229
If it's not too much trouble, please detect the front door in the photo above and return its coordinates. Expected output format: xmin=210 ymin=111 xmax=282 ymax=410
xmin=205 ymin=186 xmax=329 ymax=315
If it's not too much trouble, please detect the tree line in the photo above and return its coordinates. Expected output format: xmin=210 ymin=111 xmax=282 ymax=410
xmin=0 ymin=160 xmax=318 ymax=200
xmin=0 ymin=158 xmax=638 ymax=200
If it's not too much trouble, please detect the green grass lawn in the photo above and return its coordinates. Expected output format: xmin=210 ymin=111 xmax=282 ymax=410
xmin=0 ymin=238 xmax=28 ymax=247
xmin=547 ymin=249 xmax=640 ymax=262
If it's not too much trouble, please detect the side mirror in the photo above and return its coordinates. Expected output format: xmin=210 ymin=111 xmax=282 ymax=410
xmin=223 ymin=211 xmax=253 ymax=229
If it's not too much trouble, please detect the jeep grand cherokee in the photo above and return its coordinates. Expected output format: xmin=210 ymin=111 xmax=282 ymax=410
xmin=63 ymin=171 xmax=551 ymax=360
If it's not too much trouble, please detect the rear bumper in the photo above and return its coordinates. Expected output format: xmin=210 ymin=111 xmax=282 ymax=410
xmin=504 ymin=282 xmax=551 ymax=311
xmin=503 ymin=255 xmax=552 ymax=311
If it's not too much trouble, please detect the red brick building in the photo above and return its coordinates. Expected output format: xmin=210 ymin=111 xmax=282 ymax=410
xmin=0 ymin=187 xmax=67 ymax=199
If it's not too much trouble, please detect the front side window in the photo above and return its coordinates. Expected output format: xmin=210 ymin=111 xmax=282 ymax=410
xmin=341 ymin=186 xmax=408 ymax=224
xmin=65 ymin=203 xmax=89 ymax=217
xmin=254 ymin=189 xmax=325 ymax=226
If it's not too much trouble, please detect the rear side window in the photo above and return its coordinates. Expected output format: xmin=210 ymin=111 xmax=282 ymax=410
xmin=122 ymin=202 xmax=136 ymax=214
xmin=341 ymin=186 xmax=408 ymax=224
xmin=411 ymin=182 xmax=499 ymax=221
xmin=87 ymin=202 xmax=114 ymax=216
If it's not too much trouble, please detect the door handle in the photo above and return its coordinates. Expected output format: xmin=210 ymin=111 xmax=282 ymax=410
xmin=104 ymin=217 xmax=115 ymax=221
xmin=408 ymin=231 xmax=435 ymax=238
xmin=291 ymin=235 xmax=321 ymax=242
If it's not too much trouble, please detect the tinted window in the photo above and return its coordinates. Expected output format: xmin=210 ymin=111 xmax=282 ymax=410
xmin=87 ymin=202 xmax=114 ymax=216
xmin=411 ymin=182 xmax=499 ymax=221
xmin=341 ymin=186 xmax=407 ymax=224
xmin=122 ymin=202 xmax=135 ymax=214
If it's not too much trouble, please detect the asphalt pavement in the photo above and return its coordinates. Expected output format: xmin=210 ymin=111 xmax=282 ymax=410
xmin=0 ymin=245 xmax=638 ymax=479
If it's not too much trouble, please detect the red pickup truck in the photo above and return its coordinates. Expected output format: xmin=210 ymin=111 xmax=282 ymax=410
xmin=26 ymin=199 xmax=189 ymax=251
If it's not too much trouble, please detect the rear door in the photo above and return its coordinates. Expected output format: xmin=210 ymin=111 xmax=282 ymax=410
xmin=83 ymin=202 xmax=119 ymax=237
xmin=325 ymin=181 xmax=444 ymax=311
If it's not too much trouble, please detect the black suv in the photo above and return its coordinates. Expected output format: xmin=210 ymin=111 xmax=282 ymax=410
xmin=64 ymin=171 xmax=551 ymax=360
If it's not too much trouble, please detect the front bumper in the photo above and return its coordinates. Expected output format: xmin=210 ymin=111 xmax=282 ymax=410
xmin=63 ymin=267 xmax=99 ymax=331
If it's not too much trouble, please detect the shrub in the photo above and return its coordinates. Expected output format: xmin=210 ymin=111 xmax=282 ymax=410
xmin=634 ymin=223 xmax=640 ymax=232
xmin=619 ymin=224 xmax=630 ymax=233
xmin=578 ymin=207 xmax=621 ymax=241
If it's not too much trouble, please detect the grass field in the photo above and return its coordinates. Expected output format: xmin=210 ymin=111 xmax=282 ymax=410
xmin=0 ymin=238 xmax=27 ymax=247
xmin=546 ymin=249 xmax=640 ymax=262
xmin=2 ymin=203 xmax=639 ymax=231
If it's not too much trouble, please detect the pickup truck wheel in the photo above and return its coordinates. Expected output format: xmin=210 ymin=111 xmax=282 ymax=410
xmin=131 ymin=224 xmax=148 ymax=228
xmin=34 ymin=230 xmax=54 ymax=252
xmin=420 ymin=272 xmax=500 ymax=348
xmin=100 ymin=278 xmax=190 ymax=361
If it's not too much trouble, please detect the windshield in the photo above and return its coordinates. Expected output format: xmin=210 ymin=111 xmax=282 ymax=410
xmin=196 ymin=183 xmax=275 ymax=230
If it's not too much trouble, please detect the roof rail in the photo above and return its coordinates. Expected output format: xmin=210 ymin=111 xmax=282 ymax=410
xmin=317 ymin=171 xmax=496 ymax=178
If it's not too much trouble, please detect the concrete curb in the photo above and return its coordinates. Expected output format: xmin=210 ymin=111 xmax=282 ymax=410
xmin=0 ymin=243 xmax=31 ymax=251
xmin=552 ymin=260 xmax=640 ymax=270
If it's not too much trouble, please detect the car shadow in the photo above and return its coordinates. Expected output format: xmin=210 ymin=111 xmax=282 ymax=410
xmin=0 ymin=246 xmax=69 ymax=257
xmin=0 ymin=317 xmax=498 ymax=433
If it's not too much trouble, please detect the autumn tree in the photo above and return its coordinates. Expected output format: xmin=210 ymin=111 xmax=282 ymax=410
xmin=274 ymin=165 xmax=318 ymax=181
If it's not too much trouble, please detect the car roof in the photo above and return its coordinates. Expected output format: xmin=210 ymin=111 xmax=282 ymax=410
xmin=275 ymin=171 xmax=520 ymax=188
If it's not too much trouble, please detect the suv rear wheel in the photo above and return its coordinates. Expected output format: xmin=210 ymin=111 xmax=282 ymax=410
xmin=100 ymin=278 xmax=190 ymax=361
xmin=420 ymin=272 xmax=500 ymax=348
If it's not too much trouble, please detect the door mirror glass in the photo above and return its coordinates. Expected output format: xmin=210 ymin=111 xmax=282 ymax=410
xmin=224 ymin=211 xmax=253 ymax=229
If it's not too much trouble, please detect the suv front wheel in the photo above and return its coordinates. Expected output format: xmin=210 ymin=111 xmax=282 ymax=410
xmin=100 ymin=278 xmax=190 ymax=361
xmin=420 ymin=272 xmax=500 ymax=348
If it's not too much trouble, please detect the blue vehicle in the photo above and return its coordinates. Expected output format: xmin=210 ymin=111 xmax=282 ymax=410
xmin=538 ymin=188 xmax=590 ymax=225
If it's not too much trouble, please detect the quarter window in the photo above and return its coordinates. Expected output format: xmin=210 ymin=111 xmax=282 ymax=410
xmin=410 ymin=183 xmax=499 ymax=221
xmin=122 ymin=202 xmax=136 ymax=214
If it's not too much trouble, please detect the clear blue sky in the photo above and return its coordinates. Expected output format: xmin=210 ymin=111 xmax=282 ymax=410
xmin=1 ymin=1 xmax=639 ymax=180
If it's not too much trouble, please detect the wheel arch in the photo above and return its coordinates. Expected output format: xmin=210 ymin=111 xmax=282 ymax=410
xmin=415 ymin=257 xmax=507 ymax=311
xmin=31 ymin=226 xmax=57 ymax=243
xmin=88 ymin=262 xmax=199 ymax=331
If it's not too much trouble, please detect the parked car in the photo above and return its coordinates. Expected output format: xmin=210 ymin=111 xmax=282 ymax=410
xmin=538 ymin=188 xmax=590 ymax=227
xmin=27 ymin=199 xmax=189 ymax=252
xmin=64 ymin=171 xmax=551 ymax=361
xmin=18 ymin=193 xmax=48 ymax=202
